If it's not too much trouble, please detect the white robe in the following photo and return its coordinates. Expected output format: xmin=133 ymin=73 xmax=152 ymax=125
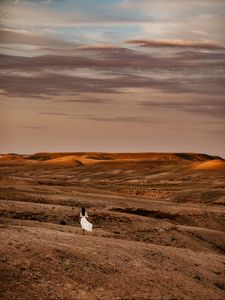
xmin=80 ymin=212 xmax=93 ymax=232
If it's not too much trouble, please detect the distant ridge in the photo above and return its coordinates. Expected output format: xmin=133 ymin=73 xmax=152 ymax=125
xmin=0 ymin=154 xmax=25 ymax=161
xmin=26 ymin=152 xmax=222 ymax=162
xmin=1 ymin=152 xmax=223 ymax=168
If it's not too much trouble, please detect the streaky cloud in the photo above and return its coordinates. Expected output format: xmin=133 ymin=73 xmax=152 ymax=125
xmin=0 ymin=28 xmax=78 ymax=48
xmin=125 ymin=39 xmax=224 ymax=49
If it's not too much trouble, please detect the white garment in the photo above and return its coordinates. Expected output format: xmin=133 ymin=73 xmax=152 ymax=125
xmin=80 ymin=216 xmax=93 ymax=232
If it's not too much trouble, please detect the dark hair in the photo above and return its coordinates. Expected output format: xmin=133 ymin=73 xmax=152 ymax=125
xmin=81 ymin=207 xmax=86 ymax=216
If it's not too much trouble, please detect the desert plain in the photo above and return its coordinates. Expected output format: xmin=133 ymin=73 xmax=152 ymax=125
xmin=0 ymin=152 xmax=225 ymax=300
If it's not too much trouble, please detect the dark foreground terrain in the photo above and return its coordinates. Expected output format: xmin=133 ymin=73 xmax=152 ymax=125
xmin=0 ymin=152 xmax=225 ymax=300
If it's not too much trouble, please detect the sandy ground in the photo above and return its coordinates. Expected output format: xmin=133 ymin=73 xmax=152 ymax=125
xmin=0 ymin=152 xmax=225 ymax=299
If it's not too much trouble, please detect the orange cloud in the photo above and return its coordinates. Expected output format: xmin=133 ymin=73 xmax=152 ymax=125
xmin=125 ymin=39 xmax=224 ymax=49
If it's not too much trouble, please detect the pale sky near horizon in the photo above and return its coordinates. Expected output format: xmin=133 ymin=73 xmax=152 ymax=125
xmin=0 ymin=0 xmax=225 ymax=157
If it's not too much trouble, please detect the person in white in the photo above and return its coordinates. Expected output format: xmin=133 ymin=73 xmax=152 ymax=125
xmin=80 ymin=207 xmax=93 ymax=234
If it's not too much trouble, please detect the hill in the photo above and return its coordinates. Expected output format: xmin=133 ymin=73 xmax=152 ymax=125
xmin=192 ymin=159 xmax=225 ymax=171
xmin=27 ymin=151 xmax=222 ymax=162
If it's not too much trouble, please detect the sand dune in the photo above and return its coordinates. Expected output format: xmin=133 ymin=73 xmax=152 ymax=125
xmin=43 ymin=156 xmax=108 ymax=166
xmin=44 ymin=156 xmax=84 ymax=166
xmin=192 ymin=159 xmax=225 ymax=171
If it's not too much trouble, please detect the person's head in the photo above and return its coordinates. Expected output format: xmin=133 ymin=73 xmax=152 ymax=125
xmin=81 ymin=207 xmax=86 ymax=216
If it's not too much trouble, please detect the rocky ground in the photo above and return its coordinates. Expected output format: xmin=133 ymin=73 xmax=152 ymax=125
xmin=0 ymin=152 xmax=225 ymax=299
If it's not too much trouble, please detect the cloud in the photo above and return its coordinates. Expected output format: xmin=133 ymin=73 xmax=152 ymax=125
xmin=1 ymin=67 xmax=224 ymax=98
xmin=22 ymin=126 xmax=47 ymax=129
xmin=38 ymin=109 xmax=158 ymax=123
xmin=176 ymin=51 xmax=225 ymax=61
xmin=0 ymin=0 xmax=151 ymax=28
xmin=140 ymin=97 xmax=225 ymax=118
xmin=0 ymin=42 xmax=224 ymax=98
xmin=0 ymin=28 xmax=78 ymax=48
xmin=39 ymin=112 xmax=71 ymax=116
xmin=1 ymin=43 xmax=224 ymax=72
xmin=55 ymin=96 xmax=109 ymax=104
xmin=125 ymin=39 xmax=224 ymax=49
xmin=39 ymin=112 xmax=157 ymax=124
xmin=117 ymin=0 xmax=225 ymax=22
xmin=0 ymin=72 xmax=119 ymax=97
xmin=33 ymin=44 xmax=122 ymax=56
xmin=76 ymin=44 xmax=119 ymax=50
xmin=116 ymin=0 xmax=225 ymax=42
xmin=73 ymin=115 xmax=154 ymax=123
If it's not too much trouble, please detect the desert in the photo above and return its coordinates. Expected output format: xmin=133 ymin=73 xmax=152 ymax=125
xmin=0 ymin=152 xmax=225 ymax=300
xmin=1 ymin=0 xmax=225 ymax=299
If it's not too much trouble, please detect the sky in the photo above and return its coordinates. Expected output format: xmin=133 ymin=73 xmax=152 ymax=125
xmin=0 ymin=0 xmax=225 ymax=157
